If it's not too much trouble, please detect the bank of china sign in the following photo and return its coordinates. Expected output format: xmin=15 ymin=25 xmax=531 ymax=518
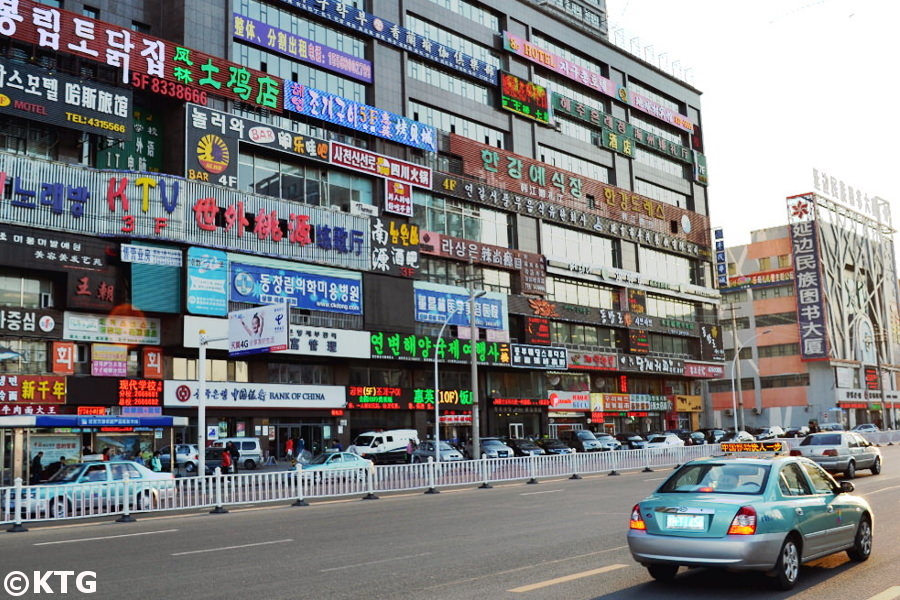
xmin=163 ymin=381 xmax=345 ymax=408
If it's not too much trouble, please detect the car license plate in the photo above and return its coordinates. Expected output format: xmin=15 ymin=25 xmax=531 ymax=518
xmin=666 ymin=514 xmax=705 ymax=530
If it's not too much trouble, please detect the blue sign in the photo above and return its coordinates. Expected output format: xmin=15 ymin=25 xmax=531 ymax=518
xmin=230 ymin=261 xmax=363 ymax=315
xmin=414 ymin=289 xmax=503 ymax=330
xmin=33 ymin=415 xmax=176 ymax=427
xmin=284 ymin=82 xmax=438 ymax=153
xmin=187 ymin=247 xmax=229 ymax=316
xmin=278 ymin=0 xmax=497 ymax=85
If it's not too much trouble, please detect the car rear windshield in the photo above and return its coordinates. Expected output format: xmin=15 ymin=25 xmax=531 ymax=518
xmin=659 ymin=463 xmax=770 ymax=494
xmin=801 ymin=434 xmax=841 ymax=446
xmin=576 ymin=431 xmax=596 ymax=440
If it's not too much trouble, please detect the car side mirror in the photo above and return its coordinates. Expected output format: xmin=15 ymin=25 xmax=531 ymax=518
xmin=839 ymin=481 xmax=855 ymax=494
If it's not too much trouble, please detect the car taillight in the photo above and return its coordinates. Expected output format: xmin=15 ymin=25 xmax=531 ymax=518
xmin=629 ymin=504 xmax=646 ymax=530
xmin=789 ymin=449 xmax=801 ymax=456
xmin=727 ymin=506 xmax=757 ymax=535
xmin=823 ymin=449 xmax=838 ymax=457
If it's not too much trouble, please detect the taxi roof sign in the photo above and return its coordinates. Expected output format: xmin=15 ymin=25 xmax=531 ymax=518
xmin=720 ymin=441 xmax=785 ymax=454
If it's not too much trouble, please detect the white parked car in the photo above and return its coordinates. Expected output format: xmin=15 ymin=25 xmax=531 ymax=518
xmin=645 ymin=434 xmax=685 ymax=449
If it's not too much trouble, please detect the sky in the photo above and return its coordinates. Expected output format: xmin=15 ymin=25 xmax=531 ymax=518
xmin=609 ymin=0 xmax=900 ymax=248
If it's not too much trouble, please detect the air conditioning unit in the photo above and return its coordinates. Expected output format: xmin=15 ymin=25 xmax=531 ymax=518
xmin=724 ymin=409 xmax=733 ymax=417
xmin=752 ymin=408 xmax=762 ymax=415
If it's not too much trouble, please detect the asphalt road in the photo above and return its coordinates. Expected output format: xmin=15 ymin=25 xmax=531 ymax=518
xmin=2 ymin=446 xmax=899 ymax=600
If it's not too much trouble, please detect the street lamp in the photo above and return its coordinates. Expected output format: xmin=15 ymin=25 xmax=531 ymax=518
xmin=433 ymin=307 xmax=457 ymax=464
xmin=468 ymin=288 xmax=487 ymax=462
xmin=730 ymin=329 xmax=772 ymax=432
xmin=197 ymin=329 xmax=227 ymax=477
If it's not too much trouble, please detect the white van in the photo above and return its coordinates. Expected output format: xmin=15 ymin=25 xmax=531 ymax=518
xmin=348 ymin=429 xmax=418 ymax=464
xmin=211 ymin=437 xmax=264 ymax=470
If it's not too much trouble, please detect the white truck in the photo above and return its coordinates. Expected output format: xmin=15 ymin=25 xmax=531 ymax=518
xmin=348 ymin=429 xmax=418 ymax=464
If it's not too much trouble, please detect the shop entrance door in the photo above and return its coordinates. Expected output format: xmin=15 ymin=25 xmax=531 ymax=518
xmin=508 ymin=423 xmax=524 ymax=439
xmin=277 ymin=424 xmax=327 ymax=461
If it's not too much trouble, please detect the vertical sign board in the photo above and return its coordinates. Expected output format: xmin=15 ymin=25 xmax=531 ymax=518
xmin=713 ymin=227 xmax=728 ymax=288
xmin=786 ymin=195 xmax=830 ymax=360
xmin=186 ymin=247 xmax=228 ymax=316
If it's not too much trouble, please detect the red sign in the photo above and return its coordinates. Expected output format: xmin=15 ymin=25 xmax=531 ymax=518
xmin=6 ymin=0 xmax=280 ymax=111
xmin=52 ymin=341 xmax=76 ymax=375
xmin=77 ymin=406 xmax=107 ymax=415
xmin=385 ymin=179 xmax=413 ymax=217
xmin=603 ymin=393 xmax=631 ymax=411
xmin=525 ymin=317 xmax=552 ymax=345
xmin=143 ymin=347 xmax=164 ymax=379
xmin=864 ymin=367 xmax=880 ymax=390
xmin=0 ymin=375 xmax=67 ymax=404
xmin=567 ymin=352 xmax=617 ymax=371
xmin=118 ymin=379 xmax=163 ymax=406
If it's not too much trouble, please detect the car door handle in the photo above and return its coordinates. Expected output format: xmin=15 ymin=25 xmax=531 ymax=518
xmin=795 ymin=508 xmax=804 ymax=516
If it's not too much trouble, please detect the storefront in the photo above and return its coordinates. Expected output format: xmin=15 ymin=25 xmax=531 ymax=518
xmin=1 ymin=414 xmax=188 ymax=485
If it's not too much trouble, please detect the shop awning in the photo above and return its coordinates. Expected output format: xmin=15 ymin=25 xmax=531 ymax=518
xmin=0 ymin=415 xmax=189 ymax=428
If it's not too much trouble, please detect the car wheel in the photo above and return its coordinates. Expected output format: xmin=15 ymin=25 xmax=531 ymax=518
xmin=773 ymin=536 xmax=800 ymax=590
xmin=847 ymin=516 xmax=873 ymax=561
xmin=244 ymin=459 xmax=256 ymax=470
xmin=871 ymin=457 xmax=881 ymax=475
xmin=845 ymin=461 xmax=856 ymax=479
xmin=184 ymin=462 xmax=196 ymax=473
xmin=647 ymin=564 xmax=678 ymax=582
xmin=48 ymin=497 xmax=72 ymax=519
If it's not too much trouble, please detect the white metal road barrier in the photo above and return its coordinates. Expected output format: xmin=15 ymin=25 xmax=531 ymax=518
xmin=2 ymin=433 xmax=896 ymax=529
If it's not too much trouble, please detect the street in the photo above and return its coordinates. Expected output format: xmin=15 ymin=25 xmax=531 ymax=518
xmin=1 ymin=446 xmax=899 ymax=599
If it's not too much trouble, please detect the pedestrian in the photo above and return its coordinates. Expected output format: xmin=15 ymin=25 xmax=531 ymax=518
xmin=220 ymin=446 xmax=232 ymax=474
xmin=227 ymin=441 xmax=240 ymax=474
xmin=285 ymin=437 xmax=294 ymax=462
xmin=406 ymin=439 xmax=416 ymax=463
xmin=101 ymin=447 xmax=111 ymax=461
xmin=30 ymin=451 xmax=44 ymax=484
xmin=150 ymin=451 xmax=162 ymax=472
xmin=297 ymin=438 xmax=305 ymax=459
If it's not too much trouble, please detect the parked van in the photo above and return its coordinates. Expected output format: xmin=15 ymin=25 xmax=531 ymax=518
xmin=211 ymin=437 xmax=264 ymax=470
xmin=347 ymin=429 xmax=418 ymax=464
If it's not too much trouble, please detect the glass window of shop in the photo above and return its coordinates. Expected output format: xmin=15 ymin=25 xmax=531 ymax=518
xmin=349 ymin=367 xmax=410 ymax=387
xmin=485 ymin=370 xmax=547 ymax=399
xmin=0 ymin=273 xmax=54 ymax=308
xmin=538 ymin=146 xmax=609 ymax=183
xmin=407 ymin=59 xmax=492 ymax=105
xmin=646 ymin=294 xmax=697 ymax=320
xmin=546 ymin=371 xmax=590 ymax=391
xmin=638 ymin=247 xmax=693 ymax=285
xmin=172 ymin=358 xmax=248 ymax=382
xmin=416 ymin=0 xmax=501 ymax=36
xmin=409 ymin=101 xmax=505 ymax=148
xmin=550 ymin=322 xmax=620 ymax=349
xmin=414 ymin=193 xmax=513 ymax=246
xmin=412 ymin=368 xmax=471 ymax=392
xmin=404 ymin=15 xmax=501 ymax=68
xmin=418 ymin=258 xmax=512 ymax=295
xmin=239 ymin=153 xmax=373 ymax=209
xmin=0 ymin=339 xmax=47 ymax=374
xmin=649 ymin=333 xmax=693 ymax=357
xmin=541 ymin=223 xmax=616 ymax=266
xmin=269 ymin=362 xmax=332 ymax=385
xmin=546 ymin=276 xmax=616 ymax=309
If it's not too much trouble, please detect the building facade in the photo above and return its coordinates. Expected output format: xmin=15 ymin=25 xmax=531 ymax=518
xmin=708 ymin=178 xmax=900 ymax=432
xmin=0 ymin=0 xmax=721 ymax=472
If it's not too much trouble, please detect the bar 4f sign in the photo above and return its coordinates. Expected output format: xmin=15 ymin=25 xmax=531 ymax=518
xmin=228 ymin=304 xmax=288 ymax=356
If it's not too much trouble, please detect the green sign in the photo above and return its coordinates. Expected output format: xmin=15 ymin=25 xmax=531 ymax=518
xmin=370 ymin=331 xmax=510 ymax=365
xmin=97 ymin=107 xmax=163 ymax=172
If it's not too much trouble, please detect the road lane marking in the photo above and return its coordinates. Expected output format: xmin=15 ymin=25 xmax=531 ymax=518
xmin=509 ymin=564 xmax=628 ymax=592
xmin=867 ymin=587 xmax=900 ymax=600
xmin=34 ymin=529 xmax=178 ymax=546
xmin=320 ymin=553 xmax=432 ymax=572
xmin=520 ymin=489 xmax=563 ymax=496
xmin=172 ymin=538 xmax=293 ymax=556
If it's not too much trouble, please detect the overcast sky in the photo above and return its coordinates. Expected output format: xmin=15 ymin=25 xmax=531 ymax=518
xmin=609 ymin=0 xmax=900 ymax=248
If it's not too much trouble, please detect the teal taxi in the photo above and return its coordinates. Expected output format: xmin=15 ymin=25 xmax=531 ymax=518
xmin=627 ymin=442 xmax=873 ymax=590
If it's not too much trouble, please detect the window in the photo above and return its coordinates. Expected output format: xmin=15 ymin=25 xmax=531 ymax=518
xmin=131 ymin=21 xmax=151 ymax=34
xmin=756 ymin=312 xmax=797 ymax=327
xmin=414 ymin=194 xmax=511 ymax=245
xmin=757 ymin=343 xmax=800 ymax=358
xmin=778 ymin=254 xmax=791 ymax=268
xmin=754 ymin=284 xmax=794 ymax=299
xmin=800 ymin=461 xmax=837 ymax=494
xmin=172 ymin=358 xmax=248 ymax=382
xmin=541 ymin=223 xmax=616 ymax=266
xmin=546 ymin=277 xmax=616 ymax=309
xmin=0 ymin=339 xmax=47 ymax=375
xmin=82 ymin=6 xmax=99 ymax=18
xmin=779 ymin=463 xmax=812 ymax=496
xmin=638 ymin=246 xmax=693 ymax=284
xmin=758 ymin=257 xmax=771 ymax=271
xmin=410 ymin=101 xmax=505 ymax=147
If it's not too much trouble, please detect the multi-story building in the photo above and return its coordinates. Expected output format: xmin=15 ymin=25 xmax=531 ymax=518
xmin=708 ymin=177 xmax=900 ymax=432
xmin=0 ymin=0 xmax=720 ymax=476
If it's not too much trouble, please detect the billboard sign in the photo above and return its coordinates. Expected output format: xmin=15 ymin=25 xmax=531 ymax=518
xmin=228 ymin=304 xmax=289 ymax=356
